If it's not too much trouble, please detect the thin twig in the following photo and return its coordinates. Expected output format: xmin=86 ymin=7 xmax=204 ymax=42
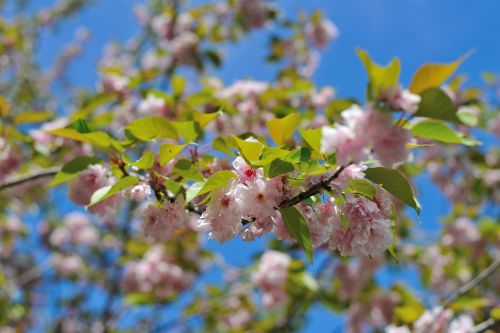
xmin=443 ymin=257 xmax=500 ymax=307
xmin=472 ymin=318 xmax=499 ymax=333
xmin=0 ymin=167 xmax=59 ymax=192
xmin=279 ymin=165 xmax=347 ymax=208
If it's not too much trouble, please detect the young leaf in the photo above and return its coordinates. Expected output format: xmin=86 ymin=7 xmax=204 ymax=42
xmin=234 ymin=137 xmax=264 ymax=162
xmin=172 ymin=121 xmax=200 ymax=142
xmin=356 ymin=48 xmax=400 ymax=98
xmin=364 ymin=167 xmax=421 ymax=215
xmin=413 ymin=88 xmax=461 ymax=123
xmin=48 ymin=128 xmax=112 ymax=148
xmin=125 ymin=116 xmax=178 ymax=141
xmin=267 ymin=158 xmax=294 ymax=178
xmin=411 ymin=119 xmax=479 ymax=146
xmin=186 ymin=170 xmax=237 ymax=203
xmin=159 ymin=143 xmax=187 ymax=166
xmin=298 ymin=128 xmax=322 ymax=153
xmin=279 ymin=206 xmax=314 ymax=261
xmin=409 ymin=52 xmax=469 ymax=94
xmin=130 ymin=151 xmax=155 ymax=170
xmin=13 ymin=111 xmax=53 ymax=124
xmin=88 ymin=176 xmax=139 ymax=206
xmin=266 ymin=113 xmax=301 ymax=146
xmin=49 ymin=156 xmax=102 ymax=186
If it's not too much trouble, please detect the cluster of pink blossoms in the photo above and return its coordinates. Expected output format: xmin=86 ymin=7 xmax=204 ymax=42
xmin=141 ymin=197 xmax=190 ymax=243
xmin=49 ymin=212 xmax=99 ymax=247
xmin=121 ymin=245 xmax=194 ymax=299
xmin=68 ymin=164 xmax=122 ymax=216
xmin=386 ymin=307 xmax=474 ymax=333
xmin=197 ymin=156 xmax=292 ymax=243
xmin=252 ymin=250 xmax=291 ymax=309
xmin=321 ymin=105 xmax=413 ymax=166
xmin=304 ymin=17 xmax=339 ymax=49
xmin=0 ymin=138 xmax=22 ymax=181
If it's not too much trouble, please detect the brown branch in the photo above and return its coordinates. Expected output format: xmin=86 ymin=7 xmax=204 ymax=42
xmin=278 ymin=165 xmax=347 ymax=208
xmin=442 ymin=257 xmax=500 ymax=308
xmin=0 ymin=167 xmax=60 ymax=192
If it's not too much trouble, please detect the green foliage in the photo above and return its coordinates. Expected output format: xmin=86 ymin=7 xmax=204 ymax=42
xmin=186 ymin=170 xmax=237 ymax=203
xmin=159 ymin=144 xmax=187 ymax=166
xmin=89 ymin=176 xmax=139 ymax=206
xmin=279 ymin=206 xmax=313 ymax=261
xmin=409 ymin=53 xmax=468 ymax=94
xmin=365 ymin=167 xmax=421 ymax=215
xmin=411 ymin=119 xmax=480 ymax=146
xmin=50 ymin=156 xmax=103 ymax=186
xmin=125 ymin=116 xmax=178 ymax=141
xmin=266 ymin=113 xmax=301 ymax=146
xmin=413 ymin=88 xmax=461 ymax=123
xmin=356 ymin=48 xmax=400 ymax=99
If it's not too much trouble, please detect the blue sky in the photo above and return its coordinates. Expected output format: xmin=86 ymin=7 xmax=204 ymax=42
xmin=32 ymin=0 xmax=500 ymax=331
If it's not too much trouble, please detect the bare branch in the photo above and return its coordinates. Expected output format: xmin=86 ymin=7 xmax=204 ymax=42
xmin=0 ymin=167 xmax=59 ymax=192
xmin=443 ymin=257 xmax=500 ymax=307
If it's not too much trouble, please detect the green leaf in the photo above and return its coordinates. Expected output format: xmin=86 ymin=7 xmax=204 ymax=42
xmin=47 ymin=128 xmax=112 ymax=148
xmin=159 ymin=143 xmax=187 ymax=166
xmin=365 ymin=167 xmax=421 ymax=215
xmin=356 ymin=48 xmax=400 ymax=99
xmin=213 ymin=136 xmax=236 ymax=156
xmin=279 ymin=206 xmax=313 ymax=261
xmin=49 ymin=156 xmax=102 ymax=186
xmin=193 ymin=110 xmax=219 ymax=127
xmin=348 ymin=179 xmax=376 ymax=198
xmin=414 ymin=88 xmax=461 ymax=123
xmin=173 ymin=159 xmax=204 ymax=181
xmin=411 ymin=120 xmax=479 ymax=146
xmin=13 ymin=111 xmax=53 ymax=124
xmin=298 ymin=128 xmax=322 ymax=153
xmin=325 ymin=99 xmax=358 ymax=120
xmin=267 ymin=158 xmax=294 ymax=178
xmin=171 ymin=75 xmax=186 ymax=96
xmin=234 ymin=137 xmax=264 ymax=162
xmin=129 ymin=151 xmax=155 ymax=170
xmin=186 ymin=170 xmax=237 ymax=203
xmin=172 ymin=121 xmax=200 ymax=142
xmin=89 ymin=176 xmax=139 ymax=206
xmin=125 ymin=116 xmax=178 ymax=141
xmin=67 ymin=119 xmax=92 ymax=133
xmin=266 ymin=113 xmax=301 ymax=145
xmin=409 ymin=52 xmax=469 ymax=94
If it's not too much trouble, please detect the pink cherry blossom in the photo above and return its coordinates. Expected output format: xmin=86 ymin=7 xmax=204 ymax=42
xmin=141 ymin=198 xmax=188 ymax=242
xmin=330 ymin=164 xmax=367 ymax=194
xmin=305 ymin=18 xmax=339 ymax=49
xmin=379 ymin=86 xmax=421 ymax=114
xmin=413 ymin=306 xmax=453 ymax=333
xmin=329 ymin=194 xmax=393 ymax=256
xmin=232 ymin=156 xmax=262 ymax=183
xmin=238 ymin=0 xmax=269 ymax=28
xmin=252 ymin=250 xmax=291 ymax=309
xmin=442 ymin=217 xmax=480 ymax=247
xmin=138 ymin=94 xmax=167 ymax=116
xmin=124 ymin=182 xmax=151 ymax=201
xmin=50 ymin=212 xmax=99 ymax=247
xmin=372 ymin=125 xmax=412 ymax=167
xmin=52 ymin=254 xmax=85 ymax=277
xmin=448 ymin=314 xmax=474 ymax=333
xmin=68 ymin=164 xmax=122 ymax=216
xmin=122 ymin=245 xmax=193 ymax=299
xmin=197 ymin=184 xmax=241 ymax=242
xmin=321 ymin=125 xmax=368 ymax=164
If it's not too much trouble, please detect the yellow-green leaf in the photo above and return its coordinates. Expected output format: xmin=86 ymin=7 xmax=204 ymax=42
xmin=266 ymin=113 xmax=301 ymax=146
xmin=125 ymin=116 xmax=178 ymax=142
xmin=13 ymin=111 xmax=53 ymax=124
xmin=130 ymin=151 xmax=155 ymax=170
xmin=159 ymin=143 xmax=187 ymax=166
xmin=356 ymin=48 xmax=400 ymax=98
xmin=194 ymin=110 xmax=219 ymax=127
xmin=88 ymin=176 xmax=139 ymax=206
xmin=48 ymin=128 xmax=112 ymax=148
xmin=409 ymin=52 xmax=470 ymax=94
xmin=0 ymin=95 xmax=9 ymax=117
xmin=298 ymin=128 xmax=322 ymax=153
xmin=234 ymin=137 xmax=264 ymax=162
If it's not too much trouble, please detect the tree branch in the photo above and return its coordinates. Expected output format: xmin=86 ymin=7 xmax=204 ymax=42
xmin=279 ymin=165 xmax=347 ymax=208
xmin=0 ymin=167 xmax=59 ymax=192
xmin=443 ymin=257 xmax=500 ymax=307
